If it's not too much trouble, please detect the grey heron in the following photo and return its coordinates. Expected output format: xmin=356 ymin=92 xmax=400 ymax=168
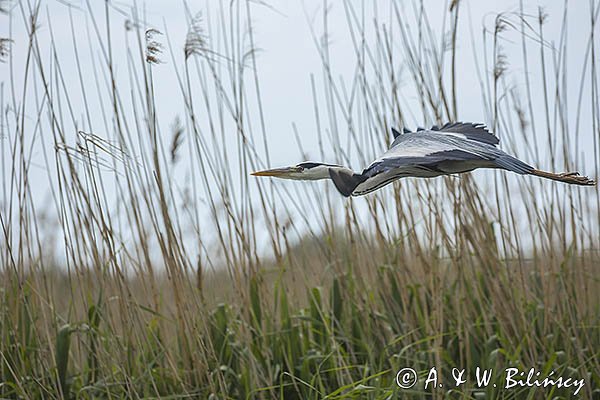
xmin=251 ymin=122 xmax=595 ymax=196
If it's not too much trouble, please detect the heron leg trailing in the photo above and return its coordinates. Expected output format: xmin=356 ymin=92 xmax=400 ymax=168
xmin=530 ymin=169 xmax=596 ymax=186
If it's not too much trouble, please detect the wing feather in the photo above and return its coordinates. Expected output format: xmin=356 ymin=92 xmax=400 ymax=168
xmin=364 ymin=149 xmax=487 ymax=178
xmin=390 ymin=122 xmax=499 ymax=147
xmin=352 ymin=124 xmax=527 ymax=195
xmin=438 ymin=122 xmax=499 ymax=145
xmin=365 ymin=132 xmax=506 ymax=178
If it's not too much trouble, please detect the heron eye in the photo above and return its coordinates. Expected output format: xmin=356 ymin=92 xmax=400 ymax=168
xmin=297 ymin=166 xmax=305 ymax=172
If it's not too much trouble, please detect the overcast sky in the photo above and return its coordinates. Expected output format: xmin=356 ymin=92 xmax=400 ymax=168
xmin=2 ymin=0 xmax=595 ymax=163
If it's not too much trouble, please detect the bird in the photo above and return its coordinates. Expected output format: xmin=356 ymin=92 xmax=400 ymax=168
xmin=251 ymin=122 xmax=595 ymax=197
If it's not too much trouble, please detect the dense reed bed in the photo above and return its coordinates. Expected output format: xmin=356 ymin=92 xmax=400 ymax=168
xmin=1 ymin=1 xmax=599 ymax=398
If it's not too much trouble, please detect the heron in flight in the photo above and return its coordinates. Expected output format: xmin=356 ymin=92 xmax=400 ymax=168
xmin=251 ymin=122 xmax=595 ymax=196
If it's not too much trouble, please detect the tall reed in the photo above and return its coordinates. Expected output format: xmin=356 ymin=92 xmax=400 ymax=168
xmin=0 ymin=1 xmax=598 ymax=398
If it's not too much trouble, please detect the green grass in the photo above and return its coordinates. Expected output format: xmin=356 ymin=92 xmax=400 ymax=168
xmin=1 ymin=0 xmax=599 ymax=399
xmin=1 ymin=251 xmax=598 ymax=398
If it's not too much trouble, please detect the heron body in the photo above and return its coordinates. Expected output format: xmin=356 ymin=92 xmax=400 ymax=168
xmin=252 ymin=122 xmax=595 ymax=196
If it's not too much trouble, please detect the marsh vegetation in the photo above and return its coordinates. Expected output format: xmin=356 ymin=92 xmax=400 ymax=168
xmin=1 ymin=1 xmax=599 ymax=398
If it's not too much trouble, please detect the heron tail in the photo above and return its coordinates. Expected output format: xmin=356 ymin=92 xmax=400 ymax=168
xmin=328 ymin=169 xmax=365 ymax=197
xmin=495 ymin=154 xmax=534 ymax=175
xmin=529 ymin=169 xmax=596 ymax=186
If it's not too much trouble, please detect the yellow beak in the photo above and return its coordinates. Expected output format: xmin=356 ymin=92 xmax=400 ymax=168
xmin=251 ymin=167 xmax=300 ymax=177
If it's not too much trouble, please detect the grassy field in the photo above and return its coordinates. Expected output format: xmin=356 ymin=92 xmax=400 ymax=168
xmin=1 ymin=1 xmax=599 ymax=399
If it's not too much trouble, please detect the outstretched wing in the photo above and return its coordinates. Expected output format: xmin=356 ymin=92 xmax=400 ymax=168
xmin=351 ymin=128 xmax=530 ymax=196
xmin=379 ymin=132 xmax=495 ymax=166
xmin=390 ymin=122 xmax=499 ymax=147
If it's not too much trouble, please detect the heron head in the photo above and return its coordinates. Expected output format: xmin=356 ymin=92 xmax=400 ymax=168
xmin=251 ymin=162 xmax=340 ymax=180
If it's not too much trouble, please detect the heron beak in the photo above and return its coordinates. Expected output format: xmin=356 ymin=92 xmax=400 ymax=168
xmin=251 ymin=166 xmax=300 ymax=177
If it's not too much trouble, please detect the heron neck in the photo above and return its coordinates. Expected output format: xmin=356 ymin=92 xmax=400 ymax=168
xmin=303 ymin=164 xmax=354 ymax=180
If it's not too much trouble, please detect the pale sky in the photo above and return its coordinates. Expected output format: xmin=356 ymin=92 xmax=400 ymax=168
xmin=2 ymin=0 xmax=594 ymax=165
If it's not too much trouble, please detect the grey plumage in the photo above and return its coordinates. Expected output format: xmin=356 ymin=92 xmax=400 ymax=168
xmin=437 ymin=122 xmax=499 ymax=145
xmin=337 ymin=122 xmax=533 ymax=196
